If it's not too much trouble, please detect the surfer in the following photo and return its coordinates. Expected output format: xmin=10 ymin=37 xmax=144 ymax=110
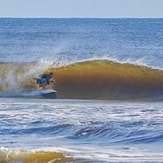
xmin=37 ymin=73 xmax=55 ymax=90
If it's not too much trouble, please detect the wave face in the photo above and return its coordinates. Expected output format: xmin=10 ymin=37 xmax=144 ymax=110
xmin=1 ymin=60 xmax=163 ymax=100
xmin=0 ymin=147 xmax=86 ymax=163
xmin=54 ymin=60 xmax=163 ymax=100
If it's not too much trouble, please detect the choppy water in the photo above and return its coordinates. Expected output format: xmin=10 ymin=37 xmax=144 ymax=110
xmin=0 ymin=18 xmax=163 ymax=67
xmin=0 ymin=18 xmax=163 ymax=162
xmin=0 ymin=98 xmax=163 ymax=162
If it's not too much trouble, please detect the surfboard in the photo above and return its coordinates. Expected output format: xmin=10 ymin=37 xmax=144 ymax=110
xmin=40 ymin=89 xmax=57 ymax=99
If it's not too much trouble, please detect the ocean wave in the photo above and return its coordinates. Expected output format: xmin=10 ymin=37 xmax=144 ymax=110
xmin=67 ymin=121 xmax=163 ymax=145
xmin=1 ymin=59 xmax=163 ymax=100
xmin=0 ymin=147 xmax=76 ymax=163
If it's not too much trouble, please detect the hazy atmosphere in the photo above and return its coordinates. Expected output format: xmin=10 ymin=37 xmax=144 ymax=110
xmin=0 ymin=0 xmax=163 ymax=18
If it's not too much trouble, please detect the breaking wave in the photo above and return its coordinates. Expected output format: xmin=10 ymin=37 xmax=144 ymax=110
xmin=0 ymin=147 xmax=77 ymax=163
xmin=1 ymin=60 xmax=163 ymax=100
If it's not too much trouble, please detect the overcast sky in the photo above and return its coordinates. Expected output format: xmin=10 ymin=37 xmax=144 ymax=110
xmin=0 ymin=0 xmax=163 ymax=18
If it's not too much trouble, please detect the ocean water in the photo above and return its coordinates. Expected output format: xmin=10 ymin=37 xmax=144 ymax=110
xmin=0 ymin=18 xmax=163 ymax=162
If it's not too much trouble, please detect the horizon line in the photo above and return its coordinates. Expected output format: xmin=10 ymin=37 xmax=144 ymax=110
xmin=0 ymin=17 xmax=163 ymax=19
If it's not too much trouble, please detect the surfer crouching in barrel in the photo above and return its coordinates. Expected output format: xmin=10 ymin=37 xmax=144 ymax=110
xmin=37 ymin=73 xmax=55 ymax=90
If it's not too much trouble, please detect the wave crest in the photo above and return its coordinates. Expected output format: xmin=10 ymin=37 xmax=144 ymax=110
xmin=1 ymin=60 xmax=163 ymax=100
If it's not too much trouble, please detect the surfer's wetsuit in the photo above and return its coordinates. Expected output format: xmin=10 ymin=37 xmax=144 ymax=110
xmin=36 ymin=73 xmax=54 ymax=85
xmin=41 ymin=74 xmax=52 ymax=85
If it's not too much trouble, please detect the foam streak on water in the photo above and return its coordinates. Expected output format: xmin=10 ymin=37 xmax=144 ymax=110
xmin=0 ymin=98 xmax=163 ymax=162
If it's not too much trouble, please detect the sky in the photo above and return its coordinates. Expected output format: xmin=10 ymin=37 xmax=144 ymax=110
xmin=0 ymin=0 xmax=163 ymax=18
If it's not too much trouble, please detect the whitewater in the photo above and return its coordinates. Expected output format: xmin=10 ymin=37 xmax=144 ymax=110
xmin=0 ymin=18 xmax=163 ymax=162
